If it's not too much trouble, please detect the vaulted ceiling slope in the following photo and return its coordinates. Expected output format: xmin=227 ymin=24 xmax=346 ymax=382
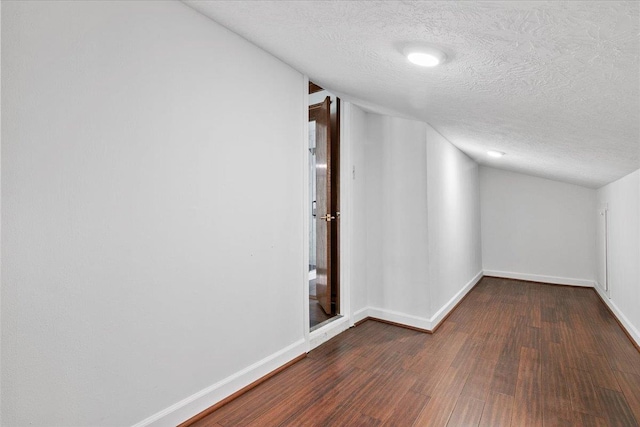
xmin=186 ymin=1 xmax=639 ymax=188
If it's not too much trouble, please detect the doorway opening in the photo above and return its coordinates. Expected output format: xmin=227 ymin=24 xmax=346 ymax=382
xmin=308 ymin=81 xmax=340 ymax=330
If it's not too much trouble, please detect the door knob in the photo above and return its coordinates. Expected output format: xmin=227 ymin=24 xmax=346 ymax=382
xmin=320 ymin=214 xmax=336 ymax=222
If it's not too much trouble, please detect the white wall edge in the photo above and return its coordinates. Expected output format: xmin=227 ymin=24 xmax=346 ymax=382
xmin=352 ymin=271 xmax=483 ymax=333
xmin=309 ymin=316 xmax=351 ymax=351
xmin=0 ymin=0 xmax=3 ymax=423
xmin=352 ymin=307 xmax=370 ymax=325
xmin=367 ymin=307 xmax=432 ymax=331
xmin=0 ymin=3 xmax=3 ymax=424
xmin=340 ymin=101 xmax=353 ymax=327
xmin=595 ymin=280 xmax=610 ymax=298
xmin=301 ymin=75 xmax=311 ymax=351
xmin=593 ymin=284 xmax=640 ymax=349
xmin=483 ymin=270 xmax=595 ymax=287
xmin=429 ymin=271 xmax=483 ymax=326
xmin=131 ymin=339 xmax=307 ymax=427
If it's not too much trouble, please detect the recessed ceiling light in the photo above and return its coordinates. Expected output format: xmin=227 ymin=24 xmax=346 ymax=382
xmin=404 ymin=46 xmax=446 ymax=67
xmin=487 ymin=150 xmax=505 ymax=158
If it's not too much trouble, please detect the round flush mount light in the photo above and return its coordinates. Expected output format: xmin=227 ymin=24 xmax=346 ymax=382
xmin=404 ymin=46 xmax=447 ymax=67
xmin=487 ymin=150 xmax=505 ymax=158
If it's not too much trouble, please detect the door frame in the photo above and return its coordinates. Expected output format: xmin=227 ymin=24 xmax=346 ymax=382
xmin=302 ymin=76 xmax=352 ymax=351
xmin=309 ymin=97 xmax=333 ymax=316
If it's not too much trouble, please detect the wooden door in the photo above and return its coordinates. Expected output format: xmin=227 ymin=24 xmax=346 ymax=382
xmin=310 ymin=97 xmax=332 ymax=314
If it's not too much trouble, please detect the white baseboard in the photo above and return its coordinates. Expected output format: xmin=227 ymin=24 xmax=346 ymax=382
xmin=352 ymin=307 xmax=370 ymax=325
xmin=367 ymin=307 xmax=432 ymax=331
xmin=595 ymin=280 xmax=611 ymax=299
xmin=353 ymin=271 xmax=483 ymax=332
xmin=131 ymin=339 xmax=306 ymax=427
xmin=309 ymin=316 xmax=350 ymax=351
xmin=353 ymin=306 xmax=431 ymax=331
xmin=594 ymin=285 xmax=640 ymax=349
xmin=483 ymin=270 xmax=594 ymax=288
xmin=429 ymin=270 xmax=483 ymax=327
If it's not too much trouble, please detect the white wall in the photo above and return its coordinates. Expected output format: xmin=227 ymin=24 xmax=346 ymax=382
xmin=0 ymin=3 xmax=3 ymax=424
xmin=480 ymin=167 xmax=597 ymax=286
xmin=361 ymin=114 xmax=383 ymax=317
xmin=1 ymin=2 xmax=305 ymax=426
xmin=353 ymin=113 xmax=482 ymax=329
xmin=364 ymin=115 xmax=430 ymax=322
xmin=596 ymin=169 xmax=640 ymax=345
xmin=348 ymin=105 xmax=368 ymax=316
xmin=426 ymin=126 xmax=482 ymax=322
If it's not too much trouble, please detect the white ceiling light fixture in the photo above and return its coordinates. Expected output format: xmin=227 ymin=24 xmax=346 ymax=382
xmin=487 ymin=150 xmax=505 ymax=158
xmin=404 ymin=45 xmax=447 ymax=67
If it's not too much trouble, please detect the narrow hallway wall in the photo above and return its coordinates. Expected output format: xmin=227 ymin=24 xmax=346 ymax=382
xmin=352 ymin=113 xmax=482 ymax=329
xmin=596 ymin=169 xmax=640 ymax=346
xmin=1 ymin=2 xmax=305 ymax=425
xmin=480 ymin=167 xmax=597 ymax=286
xmin=426 ymin=126 xmax=482 ymax=322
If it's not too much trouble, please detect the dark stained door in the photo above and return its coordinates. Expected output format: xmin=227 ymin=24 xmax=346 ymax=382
xmin=311 ymin=96 xmax=332 ymax=314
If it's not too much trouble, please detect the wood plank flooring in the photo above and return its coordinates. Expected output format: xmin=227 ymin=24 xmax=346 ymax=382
xmin=310 ymin=298 xmax=332 ymax=328
xmin=191 ymin=277 xmax=640 ymax=426
xmin=310 ymin=278 xmax=334 ymax=328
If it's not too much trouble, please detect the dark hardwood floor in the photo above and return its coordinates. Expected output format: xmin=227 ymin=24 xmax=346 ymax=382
xmin=309 ymin=278 xmax=333 ymax=328
xmin=310 ymin=297 xmax=332 ymax=328
xmin=192 ymin=277 xmax=640 ymax=426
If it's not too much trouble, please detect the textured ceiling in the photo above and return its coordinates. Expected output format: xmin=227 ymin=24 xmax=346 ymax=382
xmin=185 ymin=1 xmax=639 ymax=188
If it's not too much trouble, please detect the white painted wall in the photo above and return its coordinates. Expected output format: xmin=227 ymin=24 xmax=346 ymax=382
xmin=5 ymin=1 xmax=632 ymax=425
xmin=480 ymin=167 xmax=597 ymax=286
xmin=364 ymin=115 xmax=430 ymax=322
xmin=1 ymin=2 xmax=305 ymax=426
xmin=0 ymin=4 xmax=3 ymax=425
xmin=353 ymin=114 xmax=482 ymax=329
xmin=426 ymin=126 xmax=482 ymax=322
xmin=596 ymin=169 xmax=640 ymax=344
xmin=348 ymin=105 xmax=368 ymax=317
xmin=361 ymin=114 xmax=383 ymax=318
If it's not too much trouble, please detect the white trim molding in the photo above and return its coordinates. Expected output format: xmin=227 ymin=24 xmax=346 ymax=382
xmin=594 ymin=284 xmax=640 ymax=349
xmin=352 ymin=307 xmax=370 ymax=325
xmin=340 ymin=101 xmax=353 ymax=327
xmin=309 ymin=316 xmax=351 ymax=351
xmin=131 ymin=339 xmax=306 ymax=427
xmin=352 ymin=307 xmax=431 ymax=331
xmin=483 ymin=270 xmax=595 ymax=288
xmin=595 ymin=280 xmax=610 ymax=297
xmin=367 ymin=307 xmax=432 ymax=331
xmin=428 ymin=271 xmax=483 ymax=327
xmin=353 ymin=271 xmax=483 ymax=332
xmin=301 ymin=75 xmax=311 ymax=348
